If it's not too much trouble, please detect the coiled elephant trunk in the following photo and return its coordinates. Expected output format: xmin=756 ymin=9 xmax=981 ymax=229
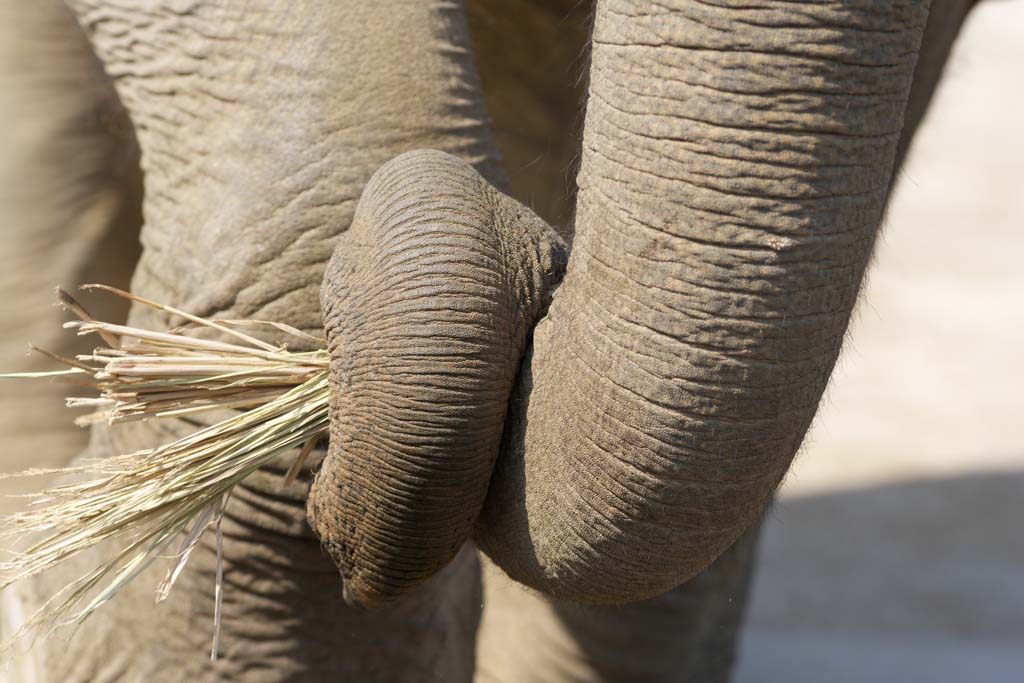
xmin=311 ymin=150 xmax=566 ymax=605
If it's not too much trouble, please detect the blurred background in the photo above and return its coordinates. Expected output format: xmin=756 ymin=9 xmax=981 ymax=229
xmin=735 ymin=3 xmax=1024 ymax=680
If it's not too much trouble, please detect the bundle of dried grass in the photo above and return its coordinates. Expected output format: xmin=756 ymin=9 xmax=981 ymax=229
xmin=0 ymin=286 xmax=330 ymax=658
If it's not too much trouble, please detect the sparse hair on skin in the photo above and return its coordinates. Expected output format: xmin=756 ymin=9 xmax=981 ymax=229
xmin=0 ymin=286 xmax=330 ymax=659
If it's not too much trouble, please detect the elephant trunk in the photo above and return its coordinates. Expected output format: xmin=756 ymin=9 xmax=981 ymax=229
xmin=312 ymin=150 xmax=566 ymax=606
xmin=477 ymin=0 xmax=932 ymax=602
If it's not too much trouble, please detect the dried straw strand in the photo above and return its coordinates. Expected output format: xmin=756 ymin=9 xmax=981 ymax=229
xmin=0 ymin=287 xmax=332 ymax=660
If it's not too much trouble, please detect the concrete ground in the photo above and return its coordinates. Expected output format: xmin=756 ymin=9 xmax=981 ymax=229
xmin=735 ymin=3 xmax=1024 ymax=681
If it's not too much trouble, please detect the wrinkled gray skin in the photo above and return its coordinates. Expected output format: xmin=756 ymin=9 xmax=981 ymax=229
xmin=0 ymin=0 xmax=980 ymax=680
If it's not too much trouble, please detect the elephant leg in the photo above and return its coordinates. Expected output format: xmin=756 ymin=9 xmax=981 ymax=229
xmin=476 ymin=527 xmax=760 ymax=682
xmin=23 ymin=1 xmax=503 ymax=680
xmin=0 ymin=0 xmax=141 ymax=516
